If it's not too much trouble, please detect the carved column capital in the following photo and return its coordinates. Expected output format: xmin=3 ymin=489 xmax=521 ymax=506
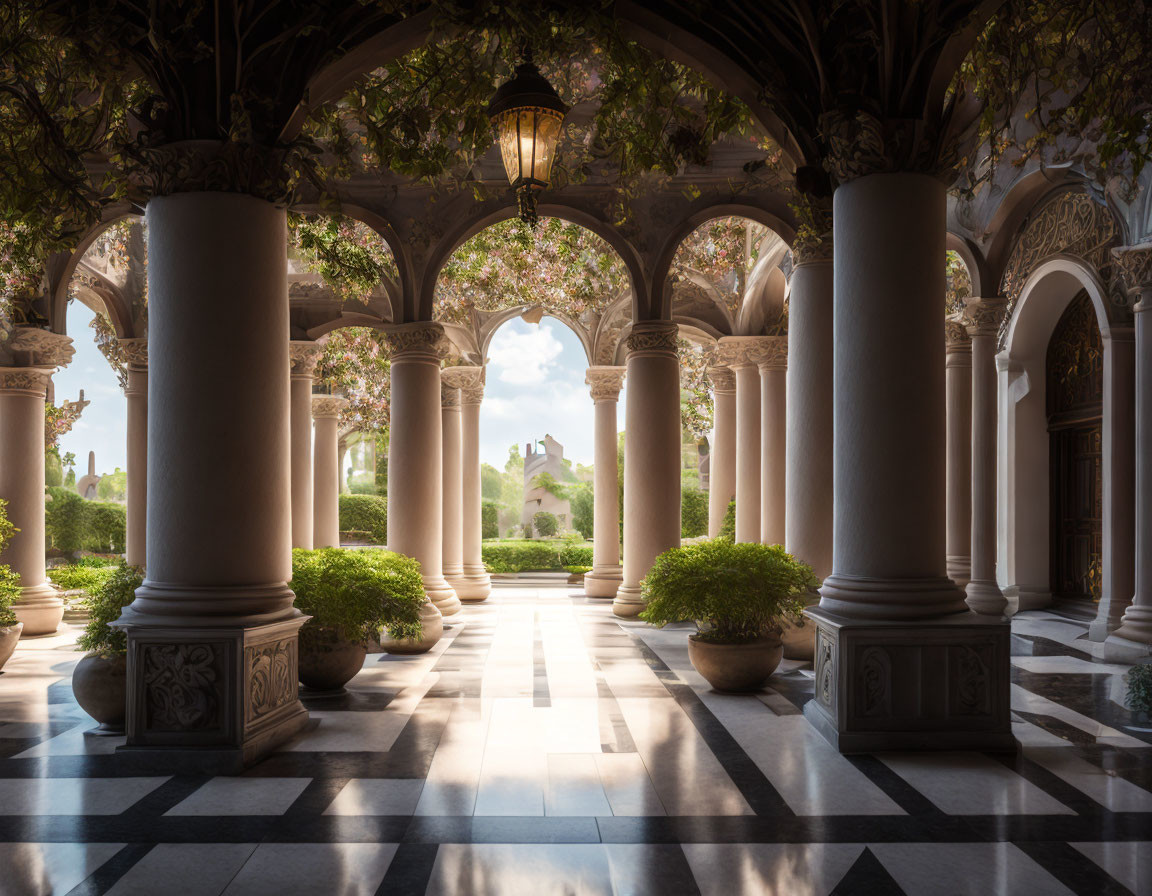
xmin=715 ymin=335 xmax=785 ymax=369
xmin=706 ymin=366 xmax=736 ymax=393
xmin=1 ymin=328 xmax=74 ymax=369
xmin=1113 ymin=243 xmax=1152 ymax=303
xmin=0 ymin=367 xmax=52 ymax=396
xmin=311 ymin=395 xmax=348 ymax=420
xmin=963 ymin=297 xmax=1009 ymax=338
xmin=128 ymin=139 xmax=299 ymax=204
xmin=756 ymin=336 xmax=788 ymax=371
xmin=945 ymin=315 xmax=972 ymax=354
xmin=383 ymin=322 xmax=449 ymax=362
xmin=289 ymin=341 xmax=323 ymax=379
xmin=585 ymin=366 xmax=626 ymax=401
xmin=119 ymin=337 xmax=149 ymax=371
xmin=791 ymin=198 xmax=833 ymax=267
xmin=625 ymin=321 xmax=679 ymax=356
xmin=440 ymin=382 xmax=462 ymax=409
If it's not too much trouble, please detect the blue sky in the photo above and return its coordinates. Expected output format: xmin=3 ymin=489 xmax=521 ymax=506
xmin=53 ymin=304 xmax=618 ymax=478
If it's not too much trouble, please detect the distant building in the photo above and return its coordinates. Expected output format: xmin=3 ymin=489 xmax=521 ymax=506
xmin=521 ymin=434 xmax=571 ymax=535
xmin=75 ymin=451 xmax=102 ymax=500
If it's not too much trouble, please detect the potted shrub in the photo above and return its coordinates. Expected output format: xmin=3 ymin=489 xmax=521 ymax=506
xmin=640 ymin=539 xmax=817 ymax=692
xmin=72 ymin=562 xmax=143 ymax=733
xmin=0 ymin=501 xmax=23 ymax=670
xmin=1127 ymin=664 xmax=1152 ymax=726
xmin=291 ymin=548 xmax=426 ymax=688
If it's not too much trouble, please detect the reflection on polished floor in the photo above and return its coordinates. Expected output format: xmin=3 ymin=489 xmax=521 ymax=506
xmin=0 ymin=585 xmax=1149 ymax=895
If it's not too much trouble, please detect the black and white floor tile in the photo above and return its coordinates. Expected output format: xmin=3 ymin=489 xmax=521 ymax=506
xmin=0 ymin=587 xmax=1149 ymax=895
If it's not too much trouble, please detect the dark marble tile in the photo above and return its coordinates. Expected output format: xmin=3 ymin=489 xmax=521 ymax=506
xmin=404 ymin=816 xmax=601 ymax=844
xmin=1011 ymin=841 xmax=1135 ymax=896
xmin=63 ymin=843 xmax=154 ymax=896
xmin=374 ymin=842 xmax=439 ymax=896
xmin=829 ymin=846 xmax=906 ymax=895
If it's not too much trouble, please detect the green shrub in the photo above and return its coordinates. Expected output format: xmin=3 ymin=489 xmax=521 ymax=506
xmin=482 ymin=541 xmax=561 ymax=573
xmin=564 ymin=565 xmax=592 ymax=575
xmin=76 ymin=562 xmax=143 ymax=656
xmin=0 ymin=499 xmax=19 ymax=628
xmin=640 ymin=539 xmax=817 ymax=644
xmin=570 ymin=482 xmax=593 ymax=539
xmin=533 ymin=511 xmax=559 ymax=537
xmin=1128 ymin=664 xmax=1152 ymax=715
xmin=338 ymin=493 xmax=388 ymax=544
xmin=47 ymin=564 xmax=116 ymax=593
xmin=73 ymin=554 xmax=119 ymax=568
xmin=558 ymin=544 xmax=593 ymax=567
xmin=85 ymin=503 xmax=126 ymax=553
xmin=46 ymin=487 xmax=86 ymax=555
xmin=290 ymin=547 xmax=424 ymax=643
xmin=481 ymin=501 xmax=500 ymax=539
xmin=717 ymin=500 xmax=736 ymax=541
xmin=681 ymin=486 xmax=708 ymax=538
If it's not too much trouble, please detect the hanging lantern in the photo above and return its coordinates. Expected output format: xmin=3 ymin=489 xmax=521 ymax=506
xmin=488 ymin=57 xmax=568 ymax=226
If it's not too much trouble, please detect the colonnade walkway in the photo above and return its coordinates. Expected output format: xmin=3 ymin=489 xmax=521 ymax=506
xmin=0 ymin=585 xmax=1148 ymax=895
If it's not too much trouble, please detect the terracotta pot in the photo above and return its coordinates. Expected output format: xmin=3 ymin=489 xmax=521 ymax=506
xmin=688 ymin=635 xmax=783 ymax=693
xmin=0 ymin=623 xmax=23 ymax=670
xmin=298 ymin=630 xmax=367 ymax=691
xmin=382 ymin=601 xmax=443 ymax=655
xmin=72 ymin=653 xmax=127 ymax=733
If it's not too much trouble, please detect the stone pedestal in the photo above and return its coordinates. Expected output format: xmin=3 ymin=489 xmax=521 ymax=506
xmin=585 ymin=367 xmax=625 ymax=598
xmin=614 ymin=323 xmax=680 ymax=618
xmin=385 ymin=323 xmax=459 ymax=618
xmin=456 ymin=371 xmax=491 ymax=601
xmin=115 ymin=191 xmax=307 ymax=772
xmin=707 ymin=367 xmax=736 ymax=538
xmin=312 ymin=395 xmax=347 ymax=549
xmin=944 ymin=320 xmax=972 ymax=588
xmin=758 ymin=339 xmax=788 ymax=546
xmin=803 ymin=608 xmax=1014 ymax=752
xmin=121 ymin=340 xmax=149 ymax=568
xmin=289 ymin=342 xmax=322 ymax=550
xmin=440 ymin=371 xmax=465 ymax=593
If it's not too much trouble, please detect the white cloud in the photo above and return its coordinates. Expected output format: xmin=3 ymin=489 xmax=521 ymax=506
xmin=487 ymin=325 xmax=565 ymax=385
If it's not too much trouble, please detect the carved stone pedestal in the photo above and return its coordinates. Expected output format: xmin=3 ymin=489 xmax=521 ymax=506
xmin=803 ymin=607 xmax=1015 ymax=753
xmin=117 ymin=617 xmax=308 ymax=774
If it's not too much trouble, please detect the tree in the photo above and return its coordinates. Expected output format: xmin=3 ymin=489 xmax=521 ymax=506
xmin=533 ymin=511 xmax=559 ymax=538
xmin=481 ymin=501 xmax=500 ymax=539
xmin=481 ymin=463 xmax=504 ymax=501
xmin=96 ymin=468 xmax=127 ymax=502
xmin=570 ymin=482 xmax=594 ymax=540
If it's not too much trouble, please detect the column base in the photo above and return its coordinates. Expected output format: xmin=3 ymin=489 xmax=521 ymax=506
xmin=13 ymin=583 xmax=64 ymax=636
xmin=965 ymin=579 xmax=1008 ymax=616
xmin=117 ymin=616 xmax=308 ymax=774
xmin=1108 ymin=606 xmax=1152 ymax=648
xmin=454 ymin=565 xmax=491 ymax=602
xmin=382 ymin=600 xmax=443 ymax=655
xmin=584 ymin=566 xmax=623 ymax=599
xmin=1005 ymin=585 xmax=1051 ymax=612
xmin=819 ymin=574 xmax=968 ymax=619
xmin=946 ymin=555 xmax=971 ymax=589
xmin=424 ymin=575 xmax=461 ymax=616
xmin=612 ymin=583 xmax=644 ymax=618
xmin=802 ymin=606 xmax=1015 ymax=754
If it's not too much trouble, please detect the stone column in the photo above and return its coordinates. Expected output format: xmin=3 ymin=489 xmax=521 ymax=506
xmin=614 ymin=322 xmax=680 ymax=618
xmin=121 ymin=339 xmax=149 ymax=569
xmin=584 ymin=366 xmax=626 ymax=598
xmin=384 ymin=323 xmax=459 ymax=619
xmin=116 ymin=189 xmax=307 ymax=771
xmin=964 ymin=298 xmax=1008 ymax=614
xmin=706 ymin=366 xmax=736 ymax=538
xmin=1109 ymin=245 xmax=1152 ymax=647
xmin=337 ymin=438 xmax=349 ymax=495
xmin=289 ymin=342 xmax=322 ymax=549
xmin=805 ymin=172 xmax=1011 ymax=753
xmin=456 ymin=370 xmax=491 ymax=601
xmin=311 ymin=395 xmax=347 ymax=549
xmin=439 ymin=369 xmax=465 ymax=594
xmin=733 ymin=362 xmax=760 ymax=543
xmin=759 ymin=338 xmax=788 ymax=546
xmin=785 ymin=253 xmax=834 ymax=578
xmin=0 ymin=328 xmax=73 ymax=635
xmin=944 ymin=318 xmax=973 ymax=589
xmin=1091 ymin=325 xmax=1137 ymax=640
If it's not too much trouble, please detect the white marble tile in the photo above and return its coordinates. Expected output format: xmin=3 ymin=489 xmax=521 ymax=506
xmin=284 ymin=675 xmax=437 ymax=751
xmin=474 ymin=699 xmax=546 ymax=816
xmin=682 ymin=843 xmax=865 ymax=896
xmin=427 ymin=844 xmax=614 ymax=896
xmin=13 ymin=722 xmax=125 ymax=757
xmin=869 ymin=842 xmax=1075 ymax=895
xmin=107 ymin=843 xmax=258 ymax=896
xmin=545 ymin=753 xmax=612 ymax=816
xmin=324 ymin=778 xmax=424 ymax=816
xmin=1024 ymin=746 xmax=1152 ymax=812
xmin=1010 ymin=656 xmax=1132 ymax=675
xmin=165 ymin=777 xmax=310 ymax=816
xmin=222 ymin=843 xmax=398 ymax=896
xmin=0 ymin=777 xmax=168 ymax=815
xmin=0 ymin=842 xmax=125 ymax=895
xmin=414 ymin=700 xmax=493 ymax=816
xmin=879 ymin=753 xmax=1075 ymax=815
xmin=1011 ymin=684 xmax=1148 ymax=747
xmin=1071 ymin=841 xmax=1152 ymax=895
xmin=593 ymin=753 xmax=666 ymax=816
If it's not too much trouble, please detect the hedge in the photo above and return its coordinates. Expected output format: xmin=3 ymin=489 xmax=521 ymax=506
xmin=45 ymin=487 xmax=126 ymax=556
xmin=338 ymin=493 xmax=388 ymax=544
xmin=681 ymin=486 xmax=709 ymax=538
xmin=47 ymin=564 xmax=117 ymax=593
xmin=481 ymin=500 xmax=500 ymax=539
xmin=558 ymin=544 xmax=593 ymax=567
xmin=480 ymin=540 xmax=593 ymax=573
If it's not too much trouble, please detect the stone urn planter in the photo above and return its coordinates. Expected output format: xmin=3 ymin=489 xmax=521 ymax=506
xmin=688 ymin=635 xmax=784 ymax=692
xmin=381 ymin=601 xmax=443 ymax=656
xmin=298 ymin=628 xmax=367 ymax=692
xmin=72 ymin=654 xmax=127 ymax=733
xmin=0 ymin=623 xmax=23 ymax=671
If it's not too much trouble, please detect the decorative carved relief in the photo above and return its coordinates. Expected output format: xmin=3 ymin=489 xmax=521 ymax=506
xmin=625 ymin=322 xmax=679 ymax=355
xmin=756 ymin=337 xmax=788 ymax=371
xmin=440 ymin=382 xmax=462 ymax=409
xmin=963 ymin=296 xmax=1009 ymax=338
xmin=289 ymin=342 xmax=323 ymax=377
xmin=859 ymin=646 xmax=892 ymax=718
xmin=820 ymin=109 xmax=960 ymax=184
xmin=311 ymin=395 xmax=348 ymax=419
xmin=0 ymin=368 xmax=51 ymax=394
xmin=141 ymin=643 xmax=222 ymax=731
xmin=791 ymin=199 xmax=834 ymax=267
xmin=953 ymin=644 xmax=991 ymax=716
xmin=706 ymin=366 xmax=736 ymax=393
xmin=383 ymin=323 xmax=449 ymax=360
xmin=715 ymin=336 xmax=786 ymax=369
xmin=118 ymin=338 xmax=149 ymax=369
xmin=944 ymin=317 xmax=971 ymax=351
xmin=246 ymin=638 xmax=296 ymax=725
xmin=3 ymin=328 xmax=74 ymax=368
xmin=585 ymin=366 xmax=626 ymax=401
xmin=1046 ymin=292 xmax=1103 ymax=418
xmin=1112 ymin=243 xmax=1152 ymax=293
xmin=441 ymin=365 xmax=482 ymax=394
xmin=127 ymin=140 xmax=302 ymax=203
xmin=815 ymin=629 xmax=835 ymax=710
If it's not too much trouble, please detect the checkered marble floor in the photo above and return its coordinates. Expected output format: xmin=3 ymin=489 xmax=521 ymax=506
xmin=0 ymin=586 xmax=1149 ymax=895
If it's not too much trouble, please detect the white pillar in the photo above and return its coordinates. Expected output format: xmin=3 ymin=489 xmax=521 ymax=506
xmin=785 ymin=257 xmax=834 ymax=578
xmin=289 ymin=342 xmax=322 ymax=549
xmin=707 ymin=366 xmax=736 ymax=538
xmin=456 ymin=370 xmax=490 ymax=601
xmin=312 ymin=396 xmax=346 ymax=549
xmin=964 ymin=299 xmax=1007 ymax=614
xmin=385 ymin=323 xmax=459 ymax=617
xmin=585 ymin=366 xmax=625 ymax=598
xmin=944 ymin=319 xmax=972 ymax=589
xmin=440 ymin=371 xmax=465 ymax=593
xmin=121 ymin=340 xmax=148 ymax=569
xmin=614 ymin=322 xmax=680 ymax=618
xmin=759 ymin=339 xmax=787 ymax=546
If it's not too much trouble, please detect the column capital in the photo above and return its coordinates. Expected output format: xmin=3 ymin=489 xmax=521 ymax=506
xmin=716 ymin=335 xmax=785 ymax=369
xmin=944 ymin=316 xmax=972 ymax=354
xmin=963 ymin=296 xmax=1009 ymax=338
xmin=383 ymin=322 xmax=449 ymax=362
xmin=706 ymin=366 xmax=736 ymax=393
xmin=625 ymin=321 xmax=678 ymax=357
xmin=460 ymin=378 xmax=485 ymax=406
xmin=311 ymin=394 xmax=348 ymax=419
xmin=289 ymin=340 xmax=323 ymax=379
xmin=119 ymin=337 xmax=149 ymax=371
xmin=1113 ymin=243 xmax=1152 ymax=303
xmin=585 ymin=365 xmax=626 ymax=401
xmin=790 ymin=197 xmax=833 ymax=267
xmin=0 ymin=366 xmax=52 ymax=396
xmin=440 ymin=381 xmax=462 ymax=409
xmin=0 ymin=327 xmax=74 ymax=370
xmin=441 ymin=365 xmax=482 ymax=391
